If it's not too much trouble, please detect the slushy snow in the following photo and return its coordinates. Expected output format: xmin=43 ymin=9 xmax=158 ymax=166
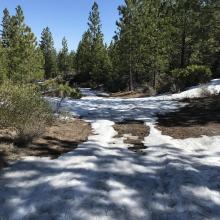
xmin=0 ymin=80 xmax=220 ymax=220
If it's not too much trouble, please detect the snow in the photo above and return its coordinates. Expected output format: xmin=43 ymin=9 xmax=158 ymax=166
xmin=80 ymin=88 xmax=110 ymax=98
xmin=0 ymin=80 xmax=220 ymax=219
xmin=170 ymin=79 xmax=220 ymax=100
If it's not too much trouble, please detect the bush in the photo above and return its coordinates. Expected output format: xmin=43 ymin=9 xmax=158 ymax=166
xmin=38 ymin=79 xmax=82 ymax=99
xmin=171 ymin=65 xmax=212 ymax=91
xmin=187 ymin=65 xmax=212 ymax=83
xmin=171 ymin=68 xmax=189 ymax=91
xmin=0 ymin=82 xmax=53 ymax=146
xmin=156 ymin=74 xmax=173 ymax=94
xmin=56 ymin=83 xmax=82 ymax=98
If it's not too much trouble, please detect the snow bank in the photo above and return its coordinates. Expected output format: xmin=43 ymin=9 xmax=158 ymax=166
xmin=171 ymin=79 xmax=220 ymax=100
xmin=0 ymin=79 xmax=220 ymax=219
xmin=80 ymin=88 xmax=109 ymax=98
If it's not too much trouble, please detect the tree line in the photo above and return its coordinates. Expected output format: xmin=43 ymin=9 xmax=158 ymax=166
xmin=0 ymin=6 xmax=75 ymax=83
xmin=0 ymin=1 xmax=219 ymax=93
xmin=110 ymin=0 xmax=220 ymax=92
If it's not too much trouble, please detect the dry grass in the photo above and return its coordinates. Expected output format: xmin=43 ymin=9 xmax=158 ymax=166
xmin=0 ymin=119 xmax=92 ymax=169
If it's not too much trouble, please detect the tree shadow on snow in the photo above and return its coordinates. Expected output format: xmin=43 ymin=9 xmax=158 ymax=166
xmin=1 ymin=141 xmax=220 ymax=219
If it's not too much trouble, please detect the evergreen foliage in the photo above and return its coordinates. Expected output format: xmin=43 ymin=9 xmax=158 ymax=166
xmin=40 ymin=27 xmax=57 ymax=79
xmin=1 ymin=8 xmax=11 ymax=48
xmin=0 ymin=2 xmax=219 ymax=93
xmin=58 ymin=37 xmax=71 ymax=75
xmin=0 ymin=44 xmax=7 ymax=82
xmin=69 ymin=50 xmax=76 ymax=72
xmin=108 ymin=0 xmax=219 ymax=92
xmin=0 ymin=6 xmax=44 ymax=83
xmin=172 ymin=65 xmax=212 ymax=91
xmin=76 ymin=2 xmax=111 ymax=88
xmin=38 ymin=78 xmax=81 ymax=99
xmin=76 ymin=31 xmax=92 ymax=84
xmin=0 ymin=81 xmax=53 ymax=145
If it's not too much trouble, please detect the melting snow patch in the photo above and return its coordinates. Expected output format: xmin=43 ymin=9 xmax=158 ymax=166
xmin=0 ymin=79 xmax=220 ymax=219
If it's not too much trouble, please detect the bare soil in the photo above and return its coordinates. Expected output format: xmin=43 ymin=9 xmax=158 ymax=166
xmin=113 ymin=120 xmax=150 ymax=154
xmin=110 ymin=91 xmax=148 ymax=99
xmin=0 ymin=119 xmax=91 ymax=169
xmin=156 ymin=95 xmax=220 ymax=139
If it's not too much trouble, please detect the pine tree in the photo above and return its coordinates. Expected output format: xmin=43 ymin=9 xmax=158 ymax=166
xmin=165 ymin=0 xmax=219 ymax=77
xmin=107 ymin=39 xmax=126 ymax=91
xmin=88 ymin=2 xmax=103 ymax=41
xmin=69 ymin=50 xmax=76 ymax=72
xmin=58 ymin=37 xmax=70 ymax=75
xmin=76 ymin=31 xmax=92 ymax=83
xmin=1 ymin=6 xmax=44 ymax=83
xmin=0 ymin=43 xmax=7 ymax=82
xmin=211 ymin=0 xmax=220 ymax=77
xmin=191 ymin=0 xmax=220 ymax=77
xmin=40 ymin=27 xmax=57 ymax=79
xmin=0 ymin=9 xmax=10 ymax=81
xmin=1 ymin=8 xmax=11 ymax=48
xmin=87 ymin=1 xmax=111 ymax=86
xmin=114 ymin=0 xmax=172 ymax=91
xmin=112 ymin=0 xmax=219 ymax=92
xmin=115 ymin=0 xmax=137 ymax=91
xmin=139 ymin=0 xmax=171 ymax=89
xmin=76 ymin=2 xmax=111 ymax=87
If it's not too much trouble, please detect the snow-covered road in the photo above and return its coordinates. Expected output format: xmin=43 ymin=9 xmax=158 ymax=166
xmin=0 ymin=81 xmax=220 ymax=220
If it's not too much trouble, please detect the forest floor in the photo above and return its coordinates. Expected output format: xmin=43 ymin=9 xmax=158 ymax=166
xmin=0 ymin=119 xmax=91 ymax=169
xmin=157 ymin=96 xmax=220 ymax=139
xmin=0 ymin=81 xmax=220 ymax=219
xmin=110 ymin=91 xmax=149 ymax=99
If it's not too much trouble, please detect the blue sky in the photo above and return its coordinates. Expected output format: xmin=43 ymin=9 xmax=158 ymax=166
xmin=0 ymin=0 xmax=123 ymax=51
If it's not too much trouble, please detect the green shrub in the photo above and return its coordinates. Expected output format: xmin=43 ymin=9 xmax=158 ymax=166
xmin=171 ymin=65 xmax=212 ymax=91
xmin=57 ymin=83 xmax=82 ymax=98
xmin=38 ymin=79 xmax=82 ymax=99
xmin=187 ymin=65 xmax=212 ymax=83
xmin=0 ymin=82 xmax=53 ymax=146
xmin=171 ymin=68 xmax=189 ymax=91
xmin=156 ymin=74 xmax=173 ymax=94
xmin=37 ymin=79 xmax=57 ymax=93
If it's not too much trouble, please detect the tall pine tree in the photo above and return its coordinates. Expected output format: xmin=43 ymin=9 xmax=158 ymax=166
xmin=0 ymin=43 xmax=7 ymax=82
xmin=1 ymin=8 xmax=11 ymax=48
xmin=76 ymin=2 xmax=111 ymax=87
xmin=69 ymin=50 xmax=76 ymax=72
xmin=40 ymin=27 xmax=57 ymax=79
xmin=114 ymin=0 xmax=168 ymax=90
xmin=1 ymin=6 xmax=44 ymax=83
xmin=58 ymin=37 xmax=71 ymax=75
xmin=76 ymin=31 xmax=92 ymax=83
xmin=88 ymin=2 xmax=111 ymax=86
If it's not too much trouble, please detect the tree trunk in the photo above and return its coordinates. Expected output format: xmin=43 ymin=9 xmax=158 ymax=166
xmin=153 ymin=71 xmax=156 ymax=91
xmin=180 ymin=15 xmax=186 ymax=68
xmin=129 ymin=65 xmax=133 ymax=91
xmin=128 ymin=11 xmax=133 ymax=92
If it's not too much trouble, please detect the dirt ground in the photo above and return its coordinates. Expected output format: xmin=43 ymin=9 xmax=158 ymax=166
xmin=156 ymin=95 xmax=220 ymax=139
xmin=0 ymin=119 xmax=91 ymax=169
xmin=113 ymin=120 xmax=150 ymax=154
xmin=110 ymin=91 xmax=148 ymax=99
